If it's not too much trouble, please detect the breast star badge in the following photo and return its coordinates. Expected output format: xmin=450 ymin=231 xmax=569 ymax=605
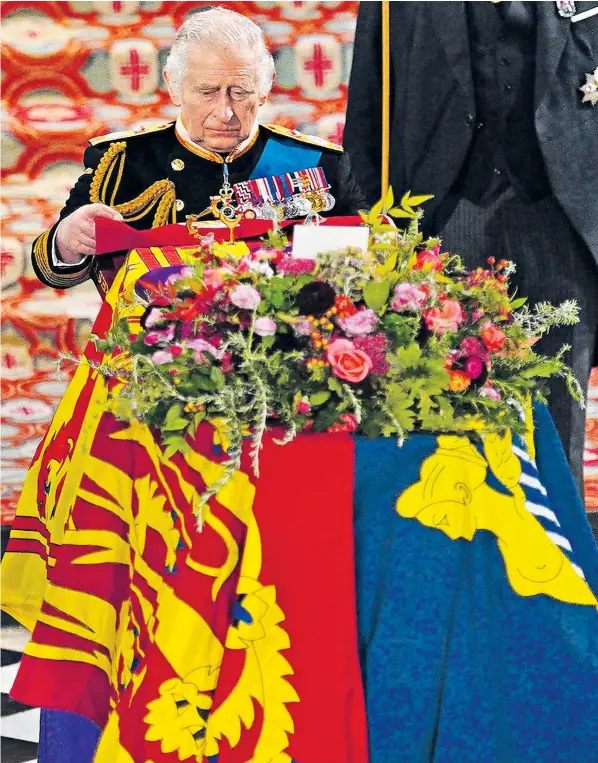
xmin=580 ymin=67 xmax=598 ymax=106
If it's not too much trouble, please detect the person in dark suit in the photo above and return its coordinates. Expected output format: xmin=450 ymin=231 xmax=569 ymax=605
xmin=32 ymin=6 xmax=364 ymax=299
xmin=344 ymin=0 xmax=598 ymax=506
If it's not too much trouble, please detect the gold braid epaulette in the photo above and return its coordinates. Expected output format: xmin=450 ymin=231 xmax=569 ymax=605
xmin=89 ymin=141 xmax=175 ymax=227
xmin=89 ymin=141 xmax=126 ymax=205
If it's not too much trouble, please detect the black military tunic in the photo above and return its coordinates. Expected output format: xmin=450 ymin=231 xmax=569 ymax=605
xmin=32 ymin=121 xmax=366 ymax=294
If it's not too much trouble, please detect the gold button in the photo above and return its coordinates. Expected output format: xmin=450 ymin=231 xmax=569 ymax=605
xmin=171 ymin=158 xmax=185 ymax=171
xmin=176 ymin=199 xmax=185 ymax=211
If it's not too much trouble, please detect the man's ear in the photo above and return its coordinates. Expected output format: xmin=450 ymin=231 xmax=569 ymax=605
xmin=163 ymin=69 xmax=181 ymax=107
xmin=260 ymin=76 xmax=274 ymax=107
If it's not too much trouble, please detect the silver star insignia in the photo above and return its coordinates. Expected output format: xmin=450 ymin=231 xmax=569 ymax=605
xmin=580 ymin=66 xmax=598 ymax=106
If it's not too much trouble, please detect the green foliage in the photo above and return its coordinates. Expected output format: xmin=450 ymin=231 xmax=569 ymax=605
xmin=363 ymin=280 xmax=391 ymax=314
xmin=97 ymin=185 xmax=580 ymax=488
xmin=310 ymin=391 xmax=331 ymax=406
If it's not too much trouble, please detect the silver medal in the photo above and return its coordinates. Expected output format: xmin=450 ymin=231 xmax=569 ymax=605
xmin=321 ymin=192 xmax=336 ymax=212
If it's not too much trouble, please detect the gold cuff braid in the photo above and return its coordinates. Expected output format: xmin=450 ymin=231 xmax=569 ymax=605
xmin=33 ymin=229 xmax=92 ymax=289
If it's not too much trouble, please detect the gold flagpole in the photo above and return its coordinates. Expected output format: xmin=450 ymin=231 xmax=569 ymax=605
xmin=381 ymin=0 xmax=391 ymax=202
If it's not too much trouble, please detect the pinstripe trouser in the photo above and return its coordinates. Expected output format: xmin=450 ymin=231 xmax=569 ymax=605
xmin=430 ymin=187 xmax=598 ymax=500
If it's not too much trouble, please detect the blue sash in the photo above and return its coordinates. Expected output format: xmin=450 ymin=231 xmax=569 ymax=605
xmin=249 ymin=133 xmax=323 ymax=180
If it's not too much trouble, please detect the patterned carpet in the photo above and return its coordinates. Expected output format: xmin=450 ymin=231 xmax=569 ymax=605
xmin=1 ymin=625 xmax=38 ymax=763
xmin=0 ymin=2 xmax=597 ymax=758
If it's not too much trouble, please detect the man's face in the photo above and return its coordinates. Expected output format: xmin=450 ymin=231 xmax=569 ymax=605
xmin=166 ymin=47 xmax=266 ymax=153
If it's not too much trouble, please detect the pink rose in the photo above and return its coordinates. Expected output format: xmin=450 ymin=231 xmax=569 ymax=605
xmin=151 ymin=350 xmax=173 ymax=365
xmin=144 ymin=324 xmax=176 ymax=346
xmin=338 ymin=308 xmax=378 ymax=336
xmin=479 ymin=384 xmax=501 ymax=401
xmin=391 ymin=283 xmax=429 ymax=312
xmin=423 ymin=299 xmax=465 ymax=335
xmin=326 ymin=339 xmax=373 ymax=383
xmin=297 ymin=401 xmax=311 ymax=414
xmin=413 ymin=246 xmax=443 ymax=272
xmin=254 ymin=317 xmax=277 ymax=336
xmin=230 ymin=284 xmax=261 ymax=310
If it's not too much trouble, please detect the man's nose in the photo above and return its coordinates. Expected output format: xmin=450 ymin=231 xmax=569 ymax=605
xmin=215 ymin=92 xmax=234 ymax=122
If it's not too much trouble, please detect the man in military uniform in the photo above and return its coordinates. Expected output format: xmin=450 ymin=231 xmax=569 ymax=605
xmin=32 ymin=6 xmax=365 ymax=296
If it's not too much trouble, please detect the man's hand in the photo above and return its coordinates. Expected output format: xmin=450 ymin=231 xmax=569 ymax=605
xmin=55 ymin=203 xmax=123 ymax=263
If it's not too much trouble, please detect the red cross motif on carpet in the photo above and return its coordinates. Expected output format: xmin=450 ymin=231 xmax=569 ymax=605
xmin=120 ymin=48 xmax=149 ymax=92
xmin=327 ymin=122 xmax=345 ymax=145
xmin=2 ymin=351 xmax=18 ymax=371
xmin=0 ymin=251 xmax=15 ymax=278
xmin=304 ymin=43 xmax=333 ymax=88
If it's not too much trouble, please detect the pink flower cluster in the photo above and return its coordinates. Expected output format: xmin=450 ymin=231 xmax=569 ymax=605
xmin=391 ymin=283 xmax=428 ymax=313
xmin=353 ymin=334 xmax=390 ymax=375
xmin=276 ymin=257 xmax=316 ymax=275
xmin=338 ymin=309 xmax=378 ymax=336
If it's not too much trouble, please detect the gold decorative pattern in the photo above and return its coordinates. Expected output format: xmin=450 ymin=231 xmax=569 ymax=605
xmin=89 ymin=122 xmax=174 ymax=147
xmin=89 ymin=141 xmax=127 ymax=205
xmin=153 ymin=187 xmax=177 ymax=227
xmin=174 ymin=122 xmax=260 ymax=164
xmin=32 ymin=229 xmax=93 ymax=289
xmin=111 ymin=179 xmax=176 ymax=226
xmin=93 ymin=266 xmax=110 ymax=297
xmin=261 ymin=123 xmax=343 ymax=152
xmin=109 ymin=152 xmax=126 ymax=207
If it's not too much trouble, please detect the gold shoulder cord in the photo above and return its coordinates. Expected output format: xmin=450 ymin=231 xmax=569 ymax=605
xmin=89 ymin=141 xmax=127 ymax=206
xmin=113 ymin=179 xmax=176 ymax=226
xmin=381 ymin=0 xmax=391 ymax=200
xmin=89 ymin=141 xmax=175 ymax=227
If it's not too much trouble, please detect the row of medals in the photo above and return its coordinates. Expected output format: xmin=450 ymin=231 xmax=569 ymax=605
xmin=244 ymin=189 xmax=336 ymax=221
xmin=215 ymin=164 xmax=335 ymax=224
